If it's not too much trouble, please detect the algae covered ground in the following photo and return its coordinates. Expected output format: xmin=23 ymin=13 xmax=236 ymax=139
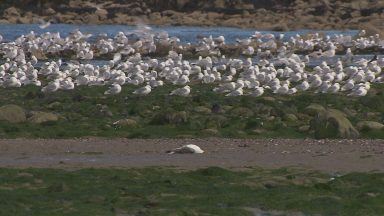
xmin=0 ymin=167 xmax=383 ymax=216
xmin=0 ymin=83 xmax=382 ymax=139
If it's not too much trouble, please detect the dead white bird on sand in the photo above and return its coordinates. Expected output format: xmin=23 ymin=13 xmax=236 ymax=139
xmin=167 ymin=144 xmax=204 ymax=154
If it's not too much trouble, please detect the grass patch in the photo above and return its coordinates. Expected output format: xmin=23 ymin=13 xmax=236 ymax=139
xmin=0 ymin=83 xmax=382 ymax=138
xmin=0 ymin=167 xmax=383 ymax=215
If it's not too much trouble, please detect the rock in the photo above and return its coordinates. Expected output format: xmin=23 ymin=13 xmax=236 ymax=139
xmin=311 ymin=109 xmax=359 ymax=139
xmin=284 ymin=114 xmax=298 ymax=122
xmin=211 ymin=103 xmax=222 ymax=113
xmin=298 ymin=125 xmax=310 ymax=132
xmin=95 ymin=8 xmax=108 ymax=19
xmin=251 ymin=128 xmax=266 ymax=135
xmin=356 ymin=121 xmax=384 ymax=131
xmin=202 ymin=128 xmax=219 ymax=135
xmin=0 ymin=19 xmax=10 ymax=24
xmin=231 ymin=107 xmax=254 ymax=118
xmin=343 ymin=108 xmax=357 ymax=117
xmin=165 ymin=111 xmax=188 ymax=124
xmin=194 ymin=106 xmax=211 ymax=114
xmin=28 ymin=111 xmax=59 ymax=124
xmin=304 ymin=104 xmax=326 ymax=116
xmin=96 ymin=104 xmax=113 ymax=117
xmin=82 ymin=13 xmax=101 ymax=24
xmin=47 ymin=102 xmax=61 ymax=109
xmin=221 ymin=105 xmax=233 ymax=113
xmin=44 ymin=8 xmax=56 ymax=16
xmin=272 ymin=23 xmax=289 ymax=31
xmin=4 ymin=7 xmax=20 ymax=18
xmin=205 ymin=115 xmax=228 ymax=128
xmin=113 ymin=119 xmax=138 ymax=128
xmin=175 ymin=0 xmax=190 ymax=9
xmin=0 ymin=105 xmax=26 ymax=123
xmin=262 ymin=96 xmax=276 ymax=102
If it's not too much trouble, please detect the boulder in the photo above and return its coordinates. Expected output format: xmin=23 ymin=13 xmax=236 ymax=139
xmin=194 ymin=106 xmax=211 ymax=114
xmin=304 ymin=104 xmax=326 ymax=116
xmin=96 ymin=104 xmax=113 ymax=117
xmin=202 ymin=128 xmax=219 ymax=135
xmin=298 ymin=125 xmax=310 ymax=132
xmin=231 ymin=107 xmax=254 ymax=118
xmin=165 ymin=111 xmax=188 ymax=124
xmin=356 ymin=121 xmax=384 ymax=131
xmin=205 ymin=115 xmax=228 ymax=128
xmin=284 ymin=114 xmax=298 ymax=122
xmin=113 ymin=119 xmax=138 ymax=128
xmin=0 ymin=105 xmax=26 ymax=123
xmin=28 ymin=111 xmax=59 ymax=124
xmin=4 ymin=7 xmax=20 ymax=18
xmin=311 ymin=109 xmax=359 ymax=139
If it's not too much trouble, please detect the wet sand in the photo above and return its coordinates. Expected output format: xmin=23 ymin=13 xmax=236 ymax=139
xmin=0 ymin=138 xmax=383 ymax=172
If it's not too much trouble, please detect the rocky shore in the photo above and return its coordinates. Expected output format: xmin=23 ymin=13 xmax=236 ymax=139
xmin=0 ymin=0 xmax=383 ymax=33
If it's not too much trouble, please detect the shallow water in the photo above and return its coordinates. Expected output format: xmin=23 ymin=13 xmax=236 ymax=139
xmin=0 ymin=24 xmax=358 ymax=43
xmin=0 ymin=24 xmax=374 ymax=67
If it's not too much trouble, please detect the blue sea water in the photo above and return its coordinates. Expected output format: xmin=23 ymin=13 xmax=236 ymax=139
xmin=0 ymin=24 xmax=372 ymax=67
xmin=0 ymin=24 xmax=358 ymax=43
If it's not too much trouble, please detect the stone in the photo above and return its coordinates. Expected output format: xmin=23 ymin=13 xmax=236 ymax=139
xmin=252 ymin=128 xmax=266 ymax=135
xmin=202 ymin=128 xmax=219 ymax=135
xmin=0 ymin=105 xmax=26 ymax=123
xmin=231 ymin=107 xmax=254 ymax=118
xmin=311 ymin=109 xmax=359 ymax=139
xmin=304 ymin=104 xmax=326 ymax=116
xmin=284 ymin=114 xmax=298 ymax=122
xmin=4 ymin=7 xmax=20 ymax=17
xmin=113 ymin=119 xmax=138 ymax=128
xmin=28 ymin=111 xmax=59 ymax=124
xmin=47 ymin=102 xmax=61 ymax=109
xmin=82 ymin=13 xmax=101 ymax=24
xmin=262 ymin=96 xmax=276 ymax=102
xmin=165 ymin=111 xmax=188 ymax=124
xmin=298 ymin=125 xmax=310 ymax=132
xmin=44 ymin=8 xmax=56 ymax=16
xmin=96 ymin=104 xmax=113 ymax=117
xmin=356 ymin=121 xmax=384 ymax=131
xmin=194 ymin=106 xmax=211 ymax=114
xmin=205 ymin=115 xmax=228 ymax=128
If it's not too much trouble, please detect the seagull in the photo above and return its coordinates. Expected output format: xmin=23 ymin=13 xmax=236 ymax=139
xmin=249 ymin=87 xmax=264 ymax=97
xmin=104 ymin=83 xmax=122 ymax=95
xmin=170 ymin=85 xmax=191 ymax=96
xmin=133 ymin=85 xmax=151 ymax=95
xmin=167 ymin=144 xmax=204 ymax=154
xmin=41 ymin=80 xmax=60 ymax=93
xmin=39 ymin=19 xmax=51 ymax=29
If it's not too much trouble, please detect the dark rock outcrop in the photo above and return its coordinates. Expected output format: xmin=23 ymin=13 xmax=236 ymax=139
xmin=0 ymin=0 xmax=382 ymax=32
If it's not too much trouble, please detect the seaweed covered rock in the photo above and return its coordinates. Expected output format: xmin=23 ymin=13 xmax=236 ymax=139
xmin=151 ymin=110 xmax=188 ymax=125
xmin=311 ymin=109 xmax=359 ymax=139
xmin=0 ymin=104 xmax=26 ymax=123
xmin=205 ymin=115 xmax=228 ymax=128
xmin=230 ymin=107 xmax=254 ymax=118
xmin=28 ymin=111 xmax=59 ymax=124
xmin=356 ymin=121 xmax=384 ymax=131
xmin=194 ymin=106 xmax=211 ymax=114
xmin=113 ymin=118 xmax=138 ymax=128
xmin=166 ymin=111 xmax=188 ymax=124
xmin=304 ymin=104 xmax=326 ymax=116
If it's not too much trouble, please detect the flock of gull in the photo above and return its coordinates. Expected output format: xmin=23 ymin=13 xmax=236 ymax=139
xmin=0 ymin=26 xmax=383 ymax=97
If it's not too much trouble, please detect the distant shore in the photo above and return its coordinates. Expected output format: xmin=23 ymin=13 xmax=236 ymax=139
xmin=0 ymin=0 xmax=383 ymax=35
